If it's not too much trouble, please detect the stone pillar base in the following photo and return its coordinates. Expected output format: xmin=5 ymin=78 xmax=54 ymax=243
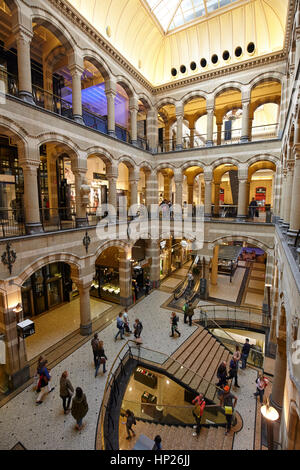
xmin=76 ymin=217 xmax=88 ymax=228
xmin=120 ymin=296 xmax=133 ymax=307
xmin=8 ymin=364 xmax=30 ymax=391
xmin=269 ymin=394 xmax=283 ymax=412
xmin=19 ymin=91 xmax=35 ymax=105
xmin=73 ymin=114 xmax=84 ymax=125
xmin=236 ymin=215 xmax=247 ymax=221
xmin=131 ymin=140 xmax=138 ymax=147
xmin=108 ymin=130 xmax=116 ymax=138
xmin=25 ymin=223 xmax=43 ymax=235
xmin=151 ymin=280 xmax=160 ymax=289
xmin=80 ymin=322 xmax=92 ymax=336
xmin=240 ymin=136 xmax=249 ymax=143
xmin=286 ymin=230 xmax=298 ymax=245
xmin=176 ymin=144 xmax=183 ymax=150
xmin=206 ymin=141 xmax=213 ymax=147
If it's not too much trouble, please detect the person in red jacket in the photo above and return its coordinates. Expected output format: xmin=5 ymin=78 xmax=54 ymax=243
xmin=192 ymin=393 xmax=206 ymax=437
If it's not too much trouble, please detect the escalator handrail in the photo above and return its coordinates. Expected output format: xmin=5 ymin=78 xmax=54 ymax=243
xmin=173 ymin=257 xmax=198 ymax=300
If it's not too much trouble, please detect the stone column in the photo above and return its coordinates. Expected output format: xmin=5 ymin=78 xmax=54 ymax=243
xmin=20 ymin=161 xmax=43 ymax=234
xmin=295 ymin=27 xmax=300 ymax=72
xmin=211 ymin=245 xmax=219 ymax=286
xmin=0 ymin=283 xmax=30 ymax=390
xmin=69 ymin=64 xmax=84 ymax=124
xmin=283 ymin=161 xmax=294 ymax=227
xmin=176 ymin=103 xmax=184 ymax=150
xmin=129 ymin=96 xmax=139 ymax=145
xmin=119 ymin=256 xmax=132 ymax=306
xmin=213 ymin=182 xmax=221 ymax=216
xmin=189 ymin=127 xmax=195 ymax=148
xmin=145 ymin=171 xmax=158 ymax=208
xmin=237 ymin=174 xmax=248 ymax=219
xmin=289 ymin=147 xmax=300 ymax=232
xmin=14 ymin=27 xmax=34 ymax=104
xmin=241 ymin=99 xmax=250 ymax=143
xmin=73 ymin=169 xmax=88 ymax=227
xmin=270 ymin=337 xmax=287 ymax=410
xmin=108 ymin=173 xmax=118 ymax=209
xmin=206 ymin=107 xmax=214 ymax=147
xmin=187 ymin=183 xmax=194 ymax=205
xmin=248 ymin=116 xmax=254 ymax=141
xmin=165 ymin=124 xmax=170 ymax=151
xmin=129 ymin=169 xmax=140 ymax=206
xmin=146 ymin=239 xmax=160 ymax=288
xmin=174 ymin=170 xmax=183 ymax=207
xmin=204 ymin=169 xmax=212 ymax=217
xmin=280 ymin=169 xmax=287 ymax=221
xmin=78 ymin=281 xmax=92 ymax=336
xmin=273 ymin=166 xmax=282 ymax=220
xmin=105 ymin=91 xmax=116 ymax=137
xmin=147 ymin=108 xmax=158 ymax=152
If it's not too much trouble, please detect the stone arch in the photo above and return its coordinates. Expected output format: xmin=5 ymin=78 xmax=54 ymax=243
xmin=211 ymin=235 xmax=272 ymax=255
xmin=251 ymin=98 xmax=281 ymax=115
xmin=93 ymin=239 xmax=132 ymax=261
xmin=156 ymin=97 xmax=177 ymax=109
xmin=213 ymin=82 xmax=243 ymax=99
xmin=249 ymin=72 xmax=284 ymax=91
xmin=82 ymin=51 xmax=112 ymax=81
xmin=31 ymin=11 xmax=76 ymax=54
xmin=139 ymin=161 xmax=153 ymax=173
xmin=180 ymin=160 xmax=206 ymax=171
xmin=138 ymin=93 xmax=153 ymax=110
xmin=155 ymin=163 xmax=176 ymax=173
xmin=45 ymin=45 xmax=66 ymax=70
xmin=86 ymin=147 xmax=114 ymax=167
xmin=211 ymin=157 xmax=240 ymax=171
xmin=36 ymin=133 xmax=80 ymax=163
xmin=246 ymin=154 xmax=280 ymax=168
xmin=115 ymin=75 xmax=135 ymax=98
xmin=182 ymin=91 xmax=208 ymax=106
xmin=118 ymin=155 xmax=136 ymax=169
xmin=0 ymin=118 xmax=28 ymax=156
xmin=15 ymin=252 xmax=83 ymax=286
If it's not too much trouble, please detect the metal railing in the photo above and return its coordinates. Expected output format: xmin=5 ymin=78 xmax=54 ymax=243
xmin=0 ymin=208 xmax=26 ymax=238
xmin=40 ymin=206 xmax=76 ymax=232
xmin=99 ymin=340 xmax=227 ymax=450
xmin=209 ymin=205 xmax=273 ymax=223
xmin=32 ymin=84 xmax=73 ymax=118
xmin=157 ymin=123 xmax=279 ymax=153
xmin=197 ymin=309 xmax=266 ymax=369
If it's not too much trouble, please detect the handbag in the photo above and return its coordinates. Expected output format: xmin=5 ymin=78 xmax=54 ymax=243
xmin=224 ymin=406 xmax=233 ymax=415
xmin=99 ymin=357 xmax=106 ymax=364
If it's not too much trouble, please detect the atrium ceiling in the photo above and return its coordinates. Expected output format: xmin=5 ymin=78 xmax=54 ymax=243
xmin=68 ymin=0 xmax=289 ymax=86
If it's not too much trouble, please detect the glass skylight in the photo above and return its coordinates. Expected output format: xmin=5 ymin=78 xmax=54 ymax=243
xmin=143 ymin=0 xmax=239 ymax=33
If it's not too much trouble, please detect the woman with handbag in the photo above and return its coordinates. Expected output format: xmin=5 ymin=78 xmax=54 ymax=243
xmin=95 ymin=341 xmax=108 ymax=377
xmin=71 ymin=387 xmax=89 ymax=431
xmin=220 ymin=385 xmax=238 ymax=435
xmin=59 ymin=371 xmax=74 ymax=414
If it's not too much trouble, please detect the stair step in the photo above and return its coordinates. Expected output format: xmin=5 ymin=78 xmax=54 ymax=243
xmin=171 ymin=332 xmax=212 ymax=381
xmin=171 ymin=327 xmax=203 ymax=360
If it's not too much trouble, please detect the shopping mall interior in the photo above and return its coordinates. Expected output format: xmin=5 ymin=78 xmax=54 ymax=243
xmin=0 ymin=0 xmax=299 ymax=452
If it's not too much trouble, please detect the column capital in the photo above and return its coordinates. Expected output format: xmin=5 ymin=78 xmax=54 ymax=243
xmin=206 ymin=106 xmax=214 ymax=115
xmin=293 ymin=144 xmax=300 ymax=159
xmin=174 ymin=168 xmax=183 ymax=183
xmin=13 ymin=25 xmax=33 ymax=43
xmin=287 ymin=160 xmax=295 ymax=171
xmin=204 ymin=169 xmax=213 ymax=181
xmin=129 ymin=95 xmax=139 ymax=111
xmin=175 ymin=102 xmax=184 ymax=116
xmin=19 ymin=159 xmax=40 ymax=171
xmin=69 ymin=64 xmax=84 ymax=77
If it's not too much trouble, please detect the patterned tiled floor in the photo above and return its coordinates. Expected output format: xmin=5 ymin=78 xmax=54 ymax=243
xmin=0 ymin=289 xmax=260 ymax=450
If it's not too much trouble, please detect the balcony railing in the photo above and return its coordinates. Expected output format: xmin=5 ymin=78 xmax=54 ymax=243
xmin=157 ymin=124 xmax=279 ymax=153
xmin=210 ymin=205 xmax=273 ymax=223
xmin=0 ymin=208 xmax=26 ymax=238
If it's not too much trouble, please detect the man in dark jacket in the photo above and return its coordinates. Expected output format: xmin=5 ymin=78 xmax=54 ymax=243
xmin=228 ymin=357 xmax=240 ymax=388
xmin=220 ymin=385 xmax=237 ymax=435
xmin=216 ymin=361 xmax=228 ymax=388
xmin=241 ymin=338 xmax=251 ymax=369
xmin=91 ymin=333 xmax=99 ymax=368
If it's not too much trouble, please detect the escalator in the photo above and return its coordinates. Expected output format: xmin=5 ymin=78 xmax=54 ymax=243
xmin=173 ymin=256 xmax=207 ymax=303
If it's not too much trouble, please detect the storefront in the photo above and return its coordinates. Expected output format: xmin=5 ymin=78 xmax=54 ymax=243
xmin=91 ymin=247 xmax=121 ymax=303
xmin=0 ymin=136 xmax=24 ymax=222
xmin=217 ymin=245 xmax=242 ymax=276
xmin=21 ymin=262 xmax=77 ymax=318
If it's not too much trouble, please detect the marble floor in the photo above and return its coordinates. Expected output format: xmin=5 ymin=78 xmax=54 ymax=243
xmin=0 ymin=288 xmax=261 ymax=450
xmin=209 ymin=267 xmax=246 ymax=303
xmin=25 ymin=298 xmax=113 ymax=361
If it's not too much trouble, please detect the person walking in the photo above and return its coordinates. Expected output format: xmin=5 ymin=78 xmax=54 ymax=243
xmin=59 ymin=371 xmax=74 ymax=414
xmin=71 ymin=387 xmax=88 ymax=431
xmin=34 ymin=355 xmax=44 ymax=391
xmin=36 ymin=360 xmax=54 ymax=405
xmin=216 ymin=361 xmax=228 ymax=388
xmin=241 ymin=338 xmax=251 ymax=369
xmin=152 ymin=435 xmax=162 ymax=450
xmin=91 ymin=333 xmax=99 ymax=368
xmin=228 ymin=357 xmax=240 ymax=388
xmin=95 ymin=340 xmax=108 ymax=377
xmin=123 ymin=308 xmax=132 ymax=334
xmin=254 ymin=374 xmax=269 ymax=404
xmin=183 ymin=300 xmax=189 ymax=324
xmin=125 ymin=409 xmax=136 ymax=439
xmin=144 ymin=277 xmax=151 ymax=296
xmin=133 ymin=318 xmax=143 ymax=340
xmin=233 ymin=345 xmax=241 ymax=366
xmin=192 ymin=393 xmax=206 ymax=437
xmin=115 ymin=312 xmax=125 ymax=341
xmin=220 ymin=385 xmax=238 ymax=435
xmin=186 ymin=301 xmax=194 ymax=327
xmin=170 ymin=312 xmax=181 ymax=337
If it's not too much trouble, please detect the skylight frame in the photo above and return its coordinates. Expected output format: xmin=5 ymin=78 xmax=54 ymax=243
xmin=142 ymin=0 xmax=243 ymax=34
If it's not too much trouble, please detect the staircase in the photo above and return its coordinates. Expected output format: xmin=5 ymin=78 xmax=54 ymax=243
xmin=163 ymin=326 xmax=231 ymax=402
xmin=125 ymin=421 xmax=233 ymax=450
